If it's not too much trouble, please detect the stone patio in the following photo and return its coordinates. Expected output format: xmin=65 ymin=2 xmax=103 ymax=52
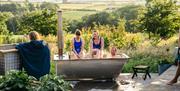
xmin=72 ymin=66 xmax=180 ymax=91
xmin=73 ymin=73 xmax=159 ymax=91
xmin=141 ymin=65 xmax=180 ymax=91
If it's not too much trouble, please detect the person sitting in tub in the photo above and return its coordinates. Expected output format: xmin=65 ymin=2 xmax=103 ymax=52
xmin=71 ymin=30 xmax=84 ymax=59
xmin=90 ymin=30 xmax=104 ymax=58
xmin=107 ymin=45 xmax=125 ymax=58
xmin=111 ymin=46 xmax=117 ymax=57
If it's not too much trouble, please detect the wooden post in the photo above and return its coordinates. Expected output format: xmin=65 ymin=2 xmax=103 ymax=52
xmin=57 ymin=10 xmax=64 ymax=60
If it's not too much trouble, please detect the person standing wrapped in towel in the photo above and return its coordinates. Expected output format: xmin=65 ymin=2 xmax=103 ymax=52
xmin=16 ymin=31 xmax=50 ymax=79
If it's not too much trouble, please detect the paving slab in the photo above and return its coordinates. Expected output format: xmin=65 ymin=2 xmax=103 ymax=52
xmin=72 ymin=73 xmax=159 ymax=91
xmin=141 ymin=66 xmax=180 ymax=91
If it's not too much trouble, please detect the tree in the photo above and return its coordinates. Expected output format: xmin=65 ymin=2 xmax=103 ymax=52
xmin=113 ymin=5 xmax=145 ymax=32
xmin=0 ymin=12 xmax=13 ymax=34
xmin=66 ymin=5 xmax=145 ymax=33
xmin=40 ymin=2 xmax=59 ymax=10
xmin=67 ymin=12 xmax=118 ymax=33
xmin=0 ymin=3 xmax=28 ymax=15
xmin=6 ymin=16 xmax=21 ymax=33
xmin=82 ymin=12 xmax=117 ymax=28
xmin=18 ymin=9 xmax=57 ymax=35
xmin=141 ymin=0 xmax=180 ymax=39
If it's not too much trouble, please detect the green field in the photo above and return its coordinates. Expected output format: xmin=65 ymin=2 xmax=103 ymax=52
xmin=0 ymin=2 xmax=132 ymax=21
xmin=59 ymin=3 xmax=125 ymax=11
xmin=60 ymin=3 xmax=126 ymax=20
xmin=60 ymin=4 xmax=107 ymax=20
xmin=63 ymin=10 xmax=98 ymax=20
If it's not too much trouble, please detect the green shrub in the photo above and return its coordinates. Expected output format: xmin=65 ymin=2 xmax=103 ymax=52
xmin=50 ymin=62 xmax=55 ymax=75
xmin=0 ymin=70 xmax=37 ymax=91
xmin=125 ymin=33 xmax=142 ymax=49
xmin=18 ymin=9 xmax=57 ymax=35
xmin=65 ymin=39 xmax=71 ymax=52
xmin=0 ymin=35 xmax=28 ymax=44
xmin=122 ymin=53 xmax=160 ymax=73
xmin=38 ymin=75 xmax=71 ymax=91
xmin=0 ymin=12 xmax=13 ymax=35
xmin=122 ymin=44 xmax=174 ymax=73
xmin=0 ymin=71 xmax=72 ymax=91
xmin=103 ymin=35 xmax=110 ymax=50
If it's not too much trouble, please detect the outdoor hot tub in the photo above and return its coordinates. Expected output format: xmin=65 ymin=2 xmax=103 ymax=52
xmin=54 ymin=54 xmax=130 ymax=81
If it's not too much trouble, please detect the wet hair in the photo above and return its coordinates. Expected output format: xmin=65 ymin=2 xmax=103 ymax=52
xmin=75 ymin=30 xmax=81 ymax=36
xmin=92 ymin=30 xmax=98 ymax=33
xmin=93 ymin=30 xmax=96 ymax=32
xmin=92 ymin=30 xmax=99 ymax=40
xmin=29 ymin=31 xmax=40 ymax=41
xmin=112 ymin=46 xmax=117 ymax=51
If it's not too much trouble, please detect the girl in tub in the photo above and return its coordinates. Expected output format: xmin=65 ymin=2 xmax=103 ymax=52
xmin=111 ymin=46 xmax=117 ymax=57
xmin=107 ymin=46 xmax=124 ymax=58
xmin=90 ymin=30 xmax=104 ymax=58
xmin=71 ymin=30 xmax=84 ymax=59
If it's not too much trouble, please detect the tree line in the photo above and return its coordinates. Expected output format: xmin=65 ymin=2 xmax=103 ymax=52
xmin=0 ymin=0 xmax=180 ymax=39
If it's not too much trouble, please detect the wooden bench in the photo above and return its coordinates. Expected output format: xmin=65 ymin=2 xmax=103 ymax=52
xmin=132 ymin=65 xmax=151 ymax=80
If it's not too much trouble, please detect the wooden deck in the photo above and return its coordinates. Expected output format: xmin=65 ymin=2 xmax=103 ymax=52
xmin=141 ymin=66 xmax=180 ymax=91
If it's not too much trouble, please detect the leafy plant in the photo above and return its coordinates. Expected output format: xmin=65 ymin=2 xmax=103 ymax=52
xmin=65 ymin=39 xmax=71 ymax=52
xmin=0 ymin=70 xmax=37 ymax=91
xmin=0 ymin=71 xmax=72 ymax=91
xmin=0 ymin=12 xmax=13 ymax=35
xmin=38 ymin=75 xmax=72 ymax=91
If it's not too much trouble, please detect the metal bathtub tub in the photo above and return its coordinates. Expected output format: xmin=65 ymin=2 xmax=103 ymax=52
xmin=55 ymin=54 xmax=129 ymax=80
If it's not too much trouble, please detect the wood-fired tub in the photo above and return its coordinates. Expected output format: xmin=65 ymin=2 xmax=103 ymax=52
xmin=54 ymin=54 xmax=129 ymax=80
